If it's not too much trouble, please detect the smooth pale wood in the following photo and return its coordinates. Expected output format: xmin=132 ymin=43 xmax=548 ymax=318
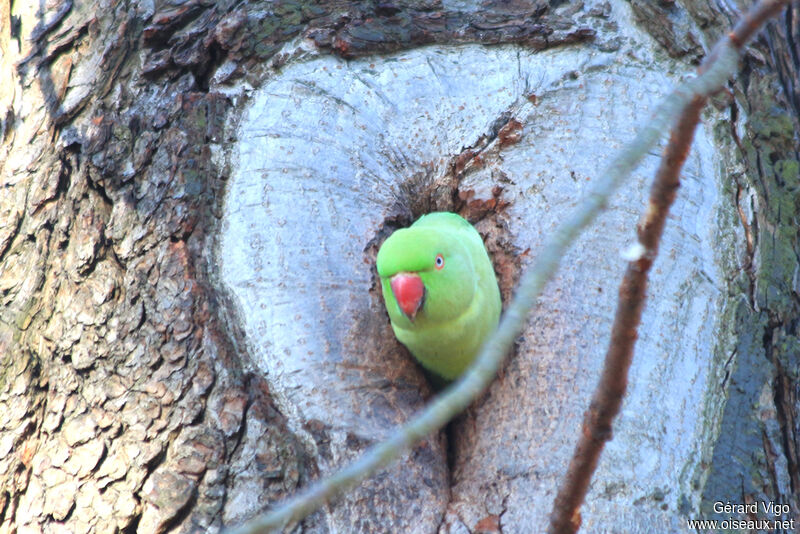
xmin=219 ymin=2 xmax=740 ymax=530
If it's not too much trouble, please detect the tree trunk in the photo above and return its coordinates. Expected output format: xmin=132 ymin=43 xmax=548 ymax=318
xmin=0 ymin=1 xmax=797 ymax=533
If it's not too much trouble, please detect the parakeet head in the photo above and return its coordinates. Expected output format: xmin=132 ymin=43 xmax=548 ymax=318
xmin=376 ymin=224 xmax=476 ymax=327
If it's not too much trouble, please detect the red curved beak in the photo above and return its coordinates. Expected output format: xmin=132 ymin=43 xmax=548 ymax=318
xmin=390 ymin=273 xmax=425 ymax=320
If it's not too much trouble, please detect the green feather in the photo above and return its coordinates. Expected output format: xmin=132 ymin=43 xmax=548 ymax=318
xmin=376 ymin=212 xmax=502 ymax=380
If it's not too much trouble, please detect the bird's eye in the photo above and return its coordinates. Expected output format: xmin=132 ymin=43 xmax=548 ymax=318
xmin=435 ymin=253 xmax=444 ymax=270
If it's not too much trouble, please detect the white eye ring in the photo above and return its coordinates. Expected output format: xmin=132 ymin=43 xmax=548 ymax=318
xmin=435 ymin=254 xmax=444 ymax=269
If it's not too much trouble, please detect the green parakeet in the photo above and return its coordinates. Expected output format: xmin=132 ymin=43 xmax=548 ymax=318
xmin=376 ymin=212 xmax=502 ymax=381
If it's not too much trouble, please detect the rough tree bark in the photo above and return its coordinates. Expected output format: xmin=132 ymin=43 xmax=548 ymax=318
xmin=0 ymin=1 xmax=797 ymax=533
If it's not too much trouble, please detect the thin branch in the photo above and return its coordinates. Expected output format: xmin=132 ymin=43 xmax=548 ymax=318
xmin=226 ymin=2 xmax=789 ymax=532
xmin=547 ymin=1 xmax=790 ymax=532
xmin=547 ymin=95 xmax=706 ymax=534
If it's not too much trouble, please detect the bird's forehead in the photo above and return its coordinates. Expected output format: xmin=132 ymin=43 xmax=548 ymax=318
xmin=377 ymin=227 xmax=452 ymax=277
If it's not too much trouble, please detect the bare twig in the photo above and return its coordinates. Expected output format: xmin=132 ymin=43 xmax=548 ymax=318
xmin=547 ymin=1 xmax=790 ymax=532
xmin=226 ymin=2 xmax=789 ymax=533
xmin=547 ymin=95 xmax=706 ymax=534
